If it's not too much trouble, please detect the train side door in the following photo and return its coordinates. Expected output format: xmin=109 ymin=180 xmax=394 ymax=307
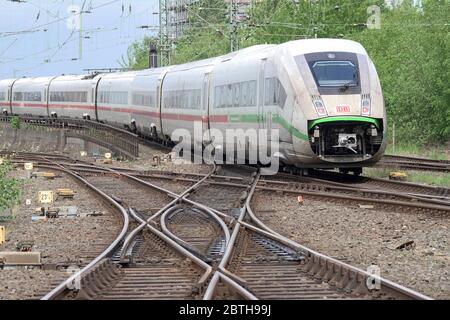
xmin=156 ymin=78 xmax=164 ymax=140
xmin=202 ymin=72 xmax=211 ymax=144
xmin=258 ymin=58 xmax=268 ymax=131
xmin=7 ymin=79 xmax=19 ymax=114
xmin=258 ymin=58 xmax=271 ymax=156
xmin=92 ymin=76 xmax=102 ymax=121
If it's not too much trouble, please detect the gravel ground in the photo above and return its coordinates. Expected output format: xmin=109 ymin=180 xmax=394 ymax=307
xmin=251 ymin=191 xmax=450 ymax=299
xmin=0 ymin=168 xmax=122 ymax=299
xmin=0 ymin=269 xmax=66 ymax=300
xmin=97 ymin=143 xmax=212 ymax=175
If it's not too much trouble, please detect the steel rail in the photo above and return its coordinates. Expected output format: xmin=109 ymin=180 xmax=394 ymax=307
xmin=161 ymin=200 xmax=231 ymax=247
xmin=159 ymin=205 xmax=214 ymax=259
xmin=203 ymin=172 xmax=260 ymax=300
xmin=383 ymin=154 xmax=450 ymax=165
xmin=64 ymin=163 xmax=450 ymax=209
xmin=119 ymin=163 xmax=217 ymax=261
xmin=244 ymin=184 xmax=433 ymax=300
xmin=40 ymin=166 xmax=129 ymax=300
xmin=255 ymin=185 xmax=450 ymax=213
xmin=128 ymin=208 xmax=212 ymax=285
xmin=258 ymin=179 xmax=450 ymax=207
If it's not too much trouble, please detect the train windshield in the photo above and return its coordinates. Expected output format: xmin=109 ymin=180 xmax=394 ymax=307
xmin=311 ymin=61 xmax=358 ymax=87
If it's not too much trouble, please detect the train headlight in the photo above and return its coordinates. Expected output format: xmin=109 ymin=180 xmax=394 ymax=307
xmin=313 ymin=99 xmax=327 ymax=117
xmin=361 ymin=95 xmax=371 ymax=116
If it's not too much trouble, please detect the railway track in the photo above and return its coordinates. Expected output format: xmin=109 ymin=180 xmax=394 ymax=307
xmin=35 ymin=158 xmax=243 ymax=300
xmin=63 ymin=164 xmax=450 ymax=215
xmin=1 ymin=152 xmax=439 ymax=300
xmin=14 ymin=160 xmax=131 ymax=300
xmin=308 ymin=169 xmax=450 ymax=199
xmin=378 ymin=154 xmax=450 ymax=173
xmin=204 ymin=173 xmax=432 ymax=300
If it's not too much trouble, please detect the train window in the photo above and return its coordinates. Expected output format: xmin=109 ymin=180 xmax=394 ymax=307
xmin=176 ymin=91 xmax=181 ymax=108
xmin=132 ymin=92 xmax=153 ymax=107
xmin=14 ymin=92 xmax=22 ymax=101
xmin=225 ymin=84 xmax=231 ymax=108
xmin=214 ymin=87 xmax=220 ymax=108
xmin=50 ymin=91 xmax=88 ymax=103
xmin=171 ymin=91 xmax=176 ymax=108
xmin=164 ymin=92 xmax=169 ymax=108
xmin=279 ymin=81 xmax=287 ymax=108
xmin=248 ymin=81 xmax=257 ymax=107
xmin=170 ymin=91 xmax=175 ymax=108
xmin=215 ymin=81 xmax=256 ymax=108
xmin=264 ymin=78 xmax=274 ymax=105
xmin=184 ymin=91 xmax=190 ymax=109
xmin=169 ymin=92 xmax=174 ymax=108
xmin=311 ymin=61 xmax=358 ymax=87
xmin=220 ymin=86 xmax=226 ymax=108
xmin=25 ymin=92 xmax=41 ymax=101
xmin=98 ymin=91 xmax=128 ymax=105
xmin=165 ymin=92 xmax=170 ymax=108
xmin=189 ymin=89 xmax=200 ymax=109
xmin=195 ymin=90 xmax=201 ymax=109
xmin=232 ymin=83 xmax=241 ymax=108
xmin=241 ymin=82 xmax=249 ymax=107
xmin=0 ymin=92 xmax=5 ymax=101
xmin=14 ymin=91 xmax=41 ymax=101
xmin=264 ymin=78 xmax=286 ymax=108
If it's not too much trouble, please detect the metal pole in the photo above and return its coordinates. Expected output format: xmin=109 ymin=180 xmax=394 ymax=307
xmin=149 ymin=43 xmax=158 ymax=68
xmin=79 ymin=12 xmax=83 ymax=60
xmin=393 ymin=122 xmax=396 ymax=155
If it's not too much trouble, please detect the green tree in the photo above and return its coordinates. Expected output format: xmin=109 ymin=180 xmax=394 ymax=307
xmin=11 ymin=116 xmax=20 ymax=129
xmin=0 ymin=160 xmax=21 ymax=211
xmin=171 ymin=0 xmax=230 ymax=64
xmin=120 ymin=36 xmax=159 ymax=70
xmin=122 ymin=0 xmax=450 ymax=146
xmin=350 ymin=0 xmax=450 ymax=144
xmin=243 ymin=0 xmax=385 ymax=46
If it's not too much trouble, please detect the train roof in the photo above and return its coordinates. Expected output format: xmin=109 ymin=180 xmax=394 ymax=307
xmin=0 ymin=39 xmax=368 ymax=81
xmin=98 ymin=67 xmax=171 ymax=79
xmin=280 ymin=38 xmax=368 ymax=56
xmin=0 ymin=78 xmax=19 ymax=86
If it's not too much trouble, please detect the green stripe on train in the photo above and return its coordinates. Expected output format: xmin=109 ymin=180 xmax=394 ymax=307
xmin=272 ymin=114 xmax=309 ymax=141
xmin=225 ymin=113 xmax=309 ymax=142
xmin=308 ymin=116 xmax=381 ymax=131
xmin=228 ymin=114 xmax=259 ymax=123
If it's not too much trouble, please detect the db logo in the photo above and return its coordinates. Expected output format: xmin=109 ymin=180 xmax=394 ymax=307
xmin=336 ymin=105 xmax=350 ymax=113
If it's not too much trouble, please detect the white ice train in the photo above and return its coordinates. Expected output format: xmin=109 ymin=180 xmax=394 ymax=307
xmin=0 ymin=39 xmax=386 ymax=173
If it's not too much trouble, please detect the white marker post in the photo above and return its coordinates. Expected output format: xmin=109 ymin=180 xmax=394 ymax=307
xmin=38 ymin=190 xmax=54 ymax=218
xmin=24 ymin=162 xmax=33 ymax=179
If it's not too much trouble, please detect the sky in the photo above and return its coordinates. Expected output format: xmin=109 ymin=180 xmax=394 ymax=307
xmin=0 ymin=0 xmax=160 ymax=79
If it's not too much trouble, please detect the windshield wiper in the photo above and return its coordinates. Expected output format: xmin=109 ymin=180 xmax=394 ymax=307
xmin=339 ymin=80 xmax=356 ymax=92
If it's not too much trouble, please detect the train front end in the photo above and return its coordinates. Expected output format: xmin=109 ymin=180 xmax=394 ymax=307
xmin=280 ymin=39 xmax=386 ymax=172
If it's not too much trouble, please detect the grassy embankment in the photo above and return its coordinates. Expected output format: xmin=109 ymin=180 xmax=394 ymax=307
xmin=364 ymin=143 xmax=450 ymax=188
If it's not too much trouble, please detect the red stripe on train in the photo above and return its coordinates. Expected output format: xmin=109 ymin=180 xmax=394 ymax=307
xmin=49 ymin=104 xmax=95 ymax=110
xmin=8 ymin=103 xmax=230 ymax=124
xmin=11 ymin=103 xmax=47 ymax=108
xmin=209 ymin=115 xmax=229 ymax=123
